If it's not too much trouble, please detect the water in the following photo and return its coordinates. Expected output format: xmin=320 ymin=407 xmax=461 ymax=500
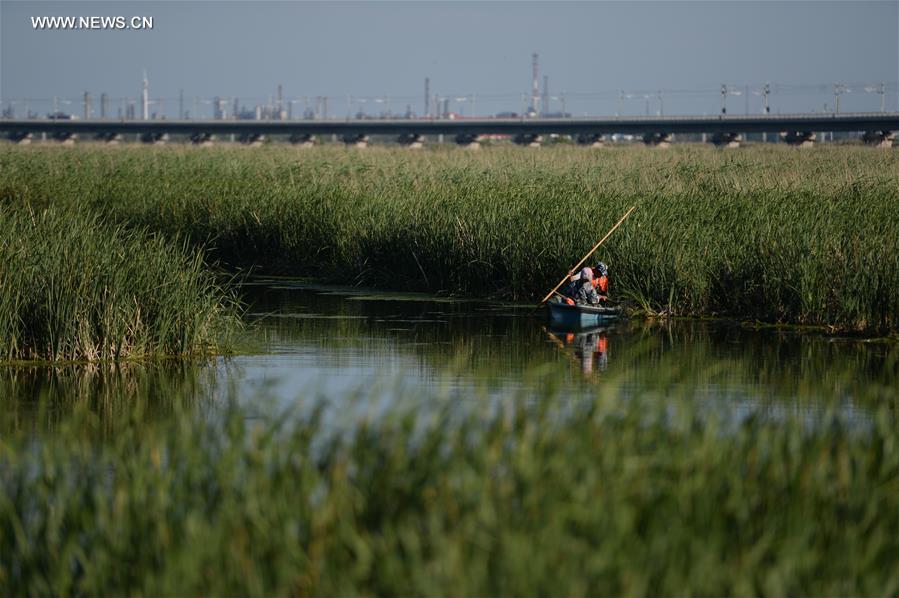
xmin=2 ymin=279 xmax=897 ymax=431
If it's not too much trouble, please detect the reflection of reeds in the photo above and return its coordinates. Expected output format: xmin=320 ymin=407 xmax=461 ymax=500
xmin=245 ymin=286 xmax=899 ymax=406
xmin=0 ymin=360 xmax=219 ymax=436
xmin=3 ymin=144 xmax=897 ymax=331
xmin=2 ymin=380 xmax=899 ymax=594
xmin=0 ymin=205 xmax=240 ymax=362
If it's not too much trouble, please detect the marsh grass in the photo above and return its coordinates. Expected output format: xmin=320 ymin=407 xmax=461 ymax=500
xmin=1 ymin=144 xmax=898 ymax=331
xmin=0 ymin=205 xmax=239 ymax=362
xmin=3 ymin=381 xmax=899 ymax=595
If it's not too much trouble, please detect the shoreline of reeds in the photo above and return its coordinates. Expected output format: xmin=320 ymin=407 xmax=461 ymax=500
xmin=0 ymin=204 xmax=240 ymax=362
xmin=2 ymin=144 xmax=897 ymax=333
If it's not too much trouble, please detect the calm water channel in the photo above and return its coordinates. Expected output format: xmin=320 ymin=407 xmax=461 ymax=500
xmin=3 ymin=279 xmax=897 ymax=430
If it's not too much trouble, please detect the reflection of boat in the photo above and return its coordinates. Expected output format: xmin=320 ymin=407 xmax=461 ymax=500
xmin=547 ymin=298 xmax=621 ymax=329
xmin=545 ymin=324 xmax=612 ymax=375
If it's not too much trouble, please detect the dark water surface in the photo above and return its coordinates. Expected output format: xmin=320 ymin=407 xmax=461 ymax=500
xmin=3 ymin=279 xmax=897 ymax=431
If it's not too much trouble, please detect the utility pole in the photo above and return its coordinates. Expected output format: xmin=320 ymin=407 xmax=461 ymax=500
xmin=657 ymin=90 xmax=663 ymax=116
xmin=424 ymin=77 xmax=430 ymax=117
xmin=179 ymin=89 xmax=184 ymax=119
xmin=100 ymin=93 xmax=108 ymax=119
xmin=531 ymin=52 xmax=539 ymax=115
xmin=763 ymin=83 xmax=770 ymax=114
xmin=720 ymin=84 xmax=727 ymax=114
xmin=880 ymin=81 xmax=886 ymax=112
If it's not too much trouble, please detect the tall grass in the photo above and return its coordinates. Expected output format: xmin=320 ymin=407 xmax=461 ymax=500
xmin=3 ymin=381 xmax=899 ymax=595
xmin=2 ymin=144 xmax=898 ymax=331
xmin=0 ymin=205 xmax=238 ymax=361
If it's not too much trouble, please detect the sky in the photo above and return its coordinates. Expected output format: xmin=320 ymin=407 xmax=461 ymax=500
xmin=1 ymin=0 xmax=897 ymax=117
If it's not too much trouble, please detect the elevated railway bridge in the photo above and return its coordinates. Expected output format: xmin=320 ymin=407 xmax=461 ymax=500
xmin=2 ymin=113 xmax=897 ymax=147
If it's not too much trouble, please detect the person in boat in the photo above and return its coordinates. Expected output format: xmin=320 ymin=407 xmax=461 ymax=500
xmin=560 ymin=262 xmax=610 ymax=306
xmin=592 ymin=261 xmax=610 ymax=302
xmin=562 ymin=266 xmax=602 ymax=306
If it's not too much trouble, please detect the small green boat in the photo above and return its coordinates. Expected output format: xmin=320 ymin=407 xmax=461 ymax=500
xmin=547 ymin=298 xmax=621 ymax=329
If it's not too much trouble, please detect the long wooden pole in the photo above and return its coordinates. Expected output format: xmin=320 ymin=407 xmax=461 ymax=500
xmin=539 ymin=205 xmax=636 ymax=304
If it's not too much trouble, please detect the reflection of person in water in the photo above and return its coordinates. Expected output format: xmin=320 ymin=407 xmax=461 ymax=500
xmin=563 ymin=329 xmax=610 ymax=375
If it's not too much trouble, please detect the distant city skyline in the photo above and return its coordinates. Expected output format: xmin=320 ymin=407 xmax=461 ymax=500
xmin=2 ymin=1 xmax=897 ymax=117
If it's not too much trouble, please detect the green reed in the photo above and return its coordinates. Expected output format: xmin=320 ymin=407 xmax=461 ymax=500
xmin=2 ymin=144 xmax=897 ymax=331
xmin=3 ymin=379 xmax=899 ymax=596
xmin=0 ymin=205 xmax=239 ymax=361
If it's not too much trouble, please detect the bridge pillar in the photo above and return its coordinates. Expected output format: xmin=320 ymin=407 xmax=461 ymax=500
xmin=513 ymin=133 xmax=542 ymax=147
xmin=238 ymin=133 xmax=265 ymax=146
xmin=94 ymin=132 xmax=122 ymax=144
xmin=140 ymin=132 xmax=168 ymax=145
xmin=289 ymin=134 xmax=316 ymax=148
xmin=780 ymin=131 xmax=816 ymax=147
xmin=8 ymin=131 xmax=32 ymax=145
xmin=710 ymin=132 xmax=743 ymax=148
xmin=342 ymin=133 xmax=369 ymax=148
xmin=398 ymin=133 xmax=424 ymax=149
xmin=190 ymin=133 xmax=215 ymax=146
xmin=643 ymin=132 xmax=671 ymax=148
xmin=50 ymin=131 xmax=77 ymax=145
xmin=454 ymin=134 xmax=480 ymax=150
xmin=576 ymin=133 xmax=604 ymax=147
xmin=862 ymin=130 xmax=895 ymax=148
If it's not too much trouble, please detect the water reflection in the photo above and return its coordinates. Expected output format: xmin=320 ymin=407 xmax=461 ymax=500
xmin=240 ymin=280 xmax=898 ymax=408
xmin=2 ymin=279 xmax=897 ymax=432
xmin=544 ymin=325 xmax=612 ymax=376
xmin=0 ymin=361 xmax=220 ymax=435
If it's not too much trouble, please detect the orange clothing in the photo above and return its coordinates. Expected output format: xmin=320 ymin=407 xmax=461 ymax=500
xmin=592 ymin=276 xmax=609 ymax=294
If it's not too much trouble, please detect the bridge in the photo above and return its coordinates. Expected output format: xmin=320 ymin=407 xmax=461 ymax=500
xmin=2 ymin=112 xmax=898 ymax=147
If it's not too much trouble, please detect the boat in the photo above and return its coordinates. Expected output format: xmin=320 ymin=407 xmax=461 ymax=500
xmin=546 ymin=297 xmax=622 ymax=329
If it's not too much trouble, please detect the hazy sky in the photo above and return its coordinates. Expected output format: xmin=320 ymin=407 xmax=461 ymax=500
xmin=2 ymin=0 xmax=897 ymax=117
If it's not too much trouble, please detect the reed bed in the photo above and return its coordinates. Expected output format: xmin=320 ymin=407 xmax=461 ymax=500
xmin=0 ymin=205 xmax=238 ymax=362
xmin=2 ymin=144 xmax=897 ymax=331
xmin=3 ymin=381 xmax=899 ymax=595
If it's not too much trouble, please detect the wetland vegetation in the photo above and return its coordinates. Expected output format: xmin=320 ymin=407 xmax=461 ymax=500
xmin=4 ymin=382 xmax=899 ymax=595
xmin=2 ymin=144 xmax=897 ymax=335
xmin=2 ymin=144 xmax=898 ymax=594
xmin=0 ymin=205 xmax=238 ymax=362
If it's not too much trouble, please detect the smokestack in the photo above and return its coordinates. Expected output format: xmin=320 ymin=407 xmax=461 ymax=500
xmin=83 ymin=92 xmax=92 ymax=119
xmin=425 ymin=77 xmax=430 ymax=117
xmin=141 ymin=70 xmax=149 ymax=121
xmin=531 ymin=52 xmax=539 ymax=115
